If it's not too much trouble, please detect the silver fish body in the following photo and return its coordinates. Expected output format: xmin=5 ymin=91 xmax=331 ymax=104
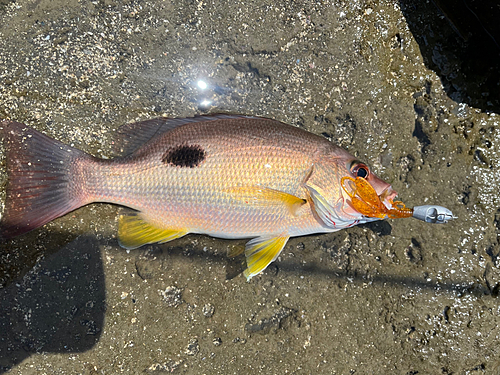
xmin=0 ymin=115 xmax=397 ymax=279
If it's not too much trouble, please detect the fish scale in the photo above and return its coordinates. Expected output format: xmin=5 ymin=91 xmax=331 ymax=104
xmin=0 ymin=115 xmax=400 ymax=279
xmin=87 ymin=122 xmax=314 ymax=233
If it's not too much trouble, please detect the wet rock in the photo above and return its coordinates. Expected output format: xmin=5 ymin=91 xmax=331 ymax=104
xmin=79 ymin=319 xmax=100 ymax=336
xmin=202 ymin=303 xmax=215 ymax=318
xmin=1 ymin=0 xmax=499 ymax=373
xmin=484 ymin=263 xmax=500 ymax=296
xmin=146 ymin=360 xmax=183 ymax=373
xmin=322 ymin=233 xmax=351 ymax=271
xmin=0 ymin=236 xmax=105 ymax=370
xmin=365 ymin=220 xmax=392 ymax=237
xmin=465 ymin=363 xmax=486 ymax=374
xmin=314 ymin=112 xmax=356 ymax=149
xmin=459 ymin=185 xmax=472 ymax=205
xmin=135 ymin=260 xmax=155 ymax=280
xmin=245 ymin=307 xmax=297 ymax=335
xmin=225 ymin=256 xmax=246 ymax=280
xmin=184 ymin=338 xmax=199 ymax=356
xmin=135 ymin=248 xmax=163 ymax=280
xmin=159 ymin=286 xmax=183 ymax=308
xmin=402 ymin=0 xmax=500 ymax=113
xmin=493 ymin=210 xmax=500 ymax=236
xmin=442 ymin=306 xmax=450 ymax=323
xmin=397 ymin=154 xmax=415 ymax=183
xmin=232 ymin=337 xmax=246 ymax=344
xmin=405 ymin=238 xmax=423 ymax=264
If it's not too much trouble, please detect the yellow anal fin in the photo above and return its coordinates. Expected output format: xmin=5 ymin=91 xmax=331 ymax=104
xmin=118 ymin=214 xmax=188 ymax=250
xmin=225 ymin=186 xmax=306 ymax=216
xmin=243 ymin=235 xmax=290 ymax=281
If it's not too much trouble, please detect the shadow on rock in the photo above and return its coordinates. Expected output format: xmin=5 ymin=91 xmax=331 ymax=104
xmin=399 ymin=0 xmax=500 ymax=113
xmin=133 ymin=234 xmax=488 ymax=297
xmin=0 ymin=236 xmax=105 ymax=373
xmin=0 ymin=230 xmax=488 ymax=373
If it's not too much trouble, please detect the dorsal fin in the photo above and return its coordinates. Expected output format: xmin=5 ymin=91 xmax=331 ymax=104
xmin=113 ymin=114 xmax=258 ymax=157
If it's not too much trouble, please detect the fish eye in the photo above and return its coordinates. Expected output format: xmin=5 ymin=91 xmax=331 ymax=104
xmin=356 ymin=166 xmax=368 ymax=178
xmin=351 ymin=162 xmax=369 ymax=179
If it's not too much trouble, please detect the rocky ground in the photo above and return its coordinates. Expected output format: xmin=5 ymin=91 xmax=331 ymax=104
xmin=1 ymin=0 xmax=500 ymax=373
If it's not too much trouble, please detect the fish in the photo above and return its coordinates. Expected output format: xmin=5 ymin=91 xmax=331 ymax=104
xmin=0 ymin=114 xmax=407 ymax=280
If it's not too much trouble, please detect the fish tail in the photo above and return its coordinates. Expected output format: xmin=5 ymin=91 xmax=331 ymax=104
xmin=0 ymin=120 xmax=93 ymax=238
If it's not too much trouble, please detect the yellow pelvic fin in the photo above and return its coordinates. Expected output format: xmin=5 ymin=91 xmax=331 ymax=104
xmin=225 ymin=186 xmax=306 ymax=216
xmin=243 ymin=235 xmax=290 ymax=281
xmin=118 ymin=214 xmax=188 ymax=250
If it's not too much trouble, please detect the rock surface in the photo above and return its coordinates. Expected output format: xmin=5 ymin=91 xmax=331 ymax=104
xmin=1 ymin=0 xmax=500 ymax=373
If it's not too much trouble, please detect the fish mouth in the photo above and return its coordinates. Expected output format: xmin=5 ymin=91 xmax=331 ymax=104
xmin=340 ymin=183 xmax=399 ymax=219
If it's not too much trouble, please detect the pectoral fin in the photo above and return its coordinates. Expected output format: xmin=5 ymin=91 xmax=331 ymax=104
xmin=118 ymin=214 xmax=188 ymax=250
xmin=304 ymin=184 xmax=356 ymax=229
xmin=225 ymin=186 xmax=306 ymax=216
xmin=243 ymin=235 xmax=290 ymax=280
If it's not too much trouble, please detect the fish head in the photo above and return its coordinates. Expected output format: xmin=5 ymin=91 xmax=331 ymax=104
xmin=305 ymin=148 xmax=402 ymax=229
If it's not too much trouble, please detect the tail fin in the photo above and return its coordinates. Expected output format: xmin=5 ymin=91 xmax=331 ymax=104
xmin=0 ymin=121 xmax=92 ymax=238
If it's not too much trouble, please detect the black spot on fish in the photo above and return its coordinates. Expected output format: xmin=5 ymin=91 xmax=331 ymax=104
xmin=162 ymin=144 xmax=206 ymax=168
